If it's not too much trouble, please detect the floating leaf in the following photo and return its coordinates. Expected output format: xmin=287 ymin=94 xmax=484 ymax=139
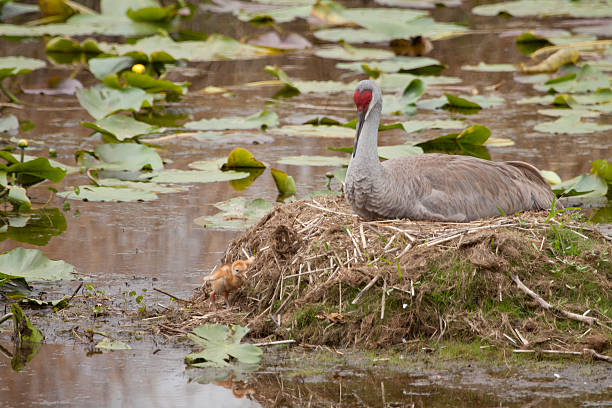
xmin=444 ymin=93 xmax=482 ymax=109
xmin=88 ymin=56 xmax=134 ymax=80
xmin=82 ymin=114 xmax=159 ymax=141
xmin=76 ymin=85 xmax=154 ymax=120
xmin=276 ymin=155 xmax=349 ymax=166
xmin=0 ymin=115 xmax=19 ymax=133
xmin=0 ymin=247 xmax=75 ymax=281
xmin=270 ymin=125 xmax=355 ymax=139
xmin=399 ymin=119 xmax=465 ymax=134
xmin=378 ymin=72 xmax=461 ymax=91
xmin=148 ymin=169 xmax=248 ymax=184
xmin=96 ymin=337 xmax=132 ymax=350
xmin=221 ymin=148 xmax=266 ymax=169
xmin=377 ymin=145 xmax=423 ymax=159
xmin=237 ymin=4 xmax=311 ymax=24
xmin=185 ymin=324 xmax=262 ymax=367
xmin=98 ymin=35 xmax=274 ymax=62
xmin=11 ymin=304 xmax=43 ymax=344
xmin=461 ymin=62 xmax=516 ymax=72
xmin=194 ymin=197 xmax=273 ymax=230
xmin=7 ymin=186 xmax=30 ymax=210
xmin=540 ymin=170 xmax=562 ymax=185
xmin=0 ymin=56 xmax=46 ymax=81
xmin=337 ymin=56 xmax=443 ymax=74
xmin=96 ymin=178 xmax=187 ymax=193
xmin=473 ymin=0 xmax=612 ymax=18
xmin=271 ymin=168 xmax=296 ymax=197
xmin=77 ymin=143 xmax=163 ymax=172
xmin=314 ymin=45 xmax=395 ymax=61
xmin=57 ymin=185 xmax=158 ymax=202
xmin=415 ymin=124 xmax=492 ymax=159
xmin=534 ymin=65 xmax=609 ymax=93
xmin=591 ymin=160 xmax=612 ymax=182
xmin=553 ymin=174 xmax=608 ymax=197
xmin=122 ymin=72 xmax=185 ymax=94
xmin=185 ymin=110 xmax=278 ymax=131
xmin=534 ymin=115 xmax=612 ymax=134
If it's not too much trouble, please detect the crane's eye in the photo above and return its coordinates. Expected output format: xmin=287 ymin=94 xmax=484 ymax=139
xmin=353 ymin=89 xmax=372 ymax=112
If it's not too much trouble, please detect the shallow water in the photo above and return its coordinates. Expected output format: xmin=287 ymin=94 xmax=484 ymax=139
xmin=1 ymin=0 xmax=611 ymax=406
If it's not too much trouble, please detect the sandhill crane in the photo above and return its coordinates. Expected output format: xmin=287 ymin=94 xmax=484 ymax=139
xmin=344 ymin=80 xmax=559 ymax=222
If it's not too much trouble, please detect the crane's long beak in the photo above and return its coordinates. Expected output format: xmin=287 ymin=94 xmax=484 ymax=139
xmin=353 ymin=110 xmax=365 ymax=158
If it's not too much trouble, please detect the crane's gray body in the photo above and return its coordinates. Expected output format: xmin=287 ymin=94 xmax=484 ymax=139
xmin=344 ymin=80 xmax=558 ymax=222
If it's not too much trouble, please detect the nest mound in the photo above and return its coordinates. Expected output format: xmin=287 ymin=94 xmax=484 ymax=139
xmin=158 ymin=195 xmax=612 ymax=352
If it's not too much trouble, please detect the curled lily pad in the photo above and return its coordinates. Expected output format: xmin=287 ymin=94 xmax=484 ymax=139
xmin=415 ymin=124 xmax=492 ymax=160
xmin=221 ymin=148 xmax=266 ymax=169
xmin=0 ymin=57 xmax=46 ymax=81
xmin=271 ymin=168 xmax=296 ymax=197
xmin=185 ymin=110 xmax=278 ymax=131
xmin=553 ymin=174 xmax=608 ymax=197
xmin=76 ymin=85 xmax=154 ymax=120
xmin=82 ymin=114 xmax=159 ymax=141
xmin=444 ymin=93 xmax=482 ymax=109
xmin=270 ymin=125 xmax=355 ymax=139
xmin=194 ymin=197 xmax=273 ymax=230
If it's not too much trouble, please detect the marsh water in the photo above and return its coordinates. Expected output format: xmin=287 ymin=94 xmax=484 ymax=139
xmin=1 ymin=0 xmax=612 ymax=406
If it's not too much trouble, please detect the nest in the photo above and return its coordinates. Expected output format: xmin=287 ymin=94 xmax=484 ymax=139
xmin=154 ymin=195 xmax=612 ymax=352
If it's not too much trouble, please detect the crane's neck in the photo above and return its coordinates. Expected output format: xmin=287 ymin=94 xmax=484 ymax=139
xmin=352 ymin=101 xmax=382 ymax=167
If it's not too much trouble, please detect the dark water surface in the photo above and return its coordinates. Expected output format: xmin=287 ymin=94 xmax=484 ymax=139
xmin=1 ymin=0 xmax=611 ymax=406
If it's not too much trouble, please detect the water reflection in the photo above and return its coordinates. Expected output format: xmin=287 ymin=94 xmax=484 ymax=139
xmin=0 ymin=208 xmax=66 ymax=246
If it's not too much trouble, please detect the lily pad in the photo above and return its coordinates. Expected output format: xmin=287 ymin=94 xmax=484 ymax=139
xmin=400 ymin=119 xmax=465 ymax=134
xmin=472 ymin=0 xmax=612 ymax=18
xmin=57 ymin=185 xmax=158 ymax=202
xmin=269 ymin=125 xmax=355 ymax=139
xmin=88 ymin=56 xmax=134 ymax=80
xmin=77 ymin=143 xmax=163 ymax=172
xmin=415 ymin=124 xmax=492 ymax=160
xmin=0 ymin=56 xmax=46 ymax=81
xmin=0 ymin=247 xmax=74 ymax=281
xmin=148 ymin=169 xmax=249 ymax=184
xmin=82 ymin=114 xmax=159 ymax=141
xmin=276 ymin=155 xmax=349 ymax=166
xmin=461 ymin=62 xmax=516 ymax=72
xmin=0 ymin=115 xmax=19 ymax=133
xmin=444 ymin=93 xmax=482 ymax=109
xmin=96 ymin=338 xmax=132 ymax=350
xmin=185 ymin=110 xmax=278 ymax=131
xmin=76 ymin=85 xmax=154 ymax=120
xmin=552 ymin=173 xmax=608 ymax=197
xmin=314 ymin=45 xmax=395 ymax=61
xmin=336 ymin=56 xmax=443 ymax=74
xmin=591 ymin=160 xmax=612 ymax=182
xmin=221 ymin=148 xmax=266 ymax=169
xmin=237 ymin=4 xmax=311 ymax=24
xmin=185 ymin=324 xmax=262 ymax=367
xmin=194 ymin=197 xmax=273 ymax=230
xmin=98 ymin=35 xmax=274 ymax=62
xmin=534 ymin=65 xmax=609 ymax=94
xmin=534 ymin=115 xmax=612 ymax=134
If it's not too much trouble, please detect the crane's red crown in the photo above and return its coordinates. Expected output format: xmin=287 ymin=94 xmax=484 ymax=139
xmin=353 ymin=89 xmax=372 ymax=112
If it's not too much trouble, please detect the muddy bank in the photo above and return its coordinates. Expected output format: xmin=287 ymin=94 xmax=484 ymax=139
xmin=156 ymin=195 xmax=612 ymax=357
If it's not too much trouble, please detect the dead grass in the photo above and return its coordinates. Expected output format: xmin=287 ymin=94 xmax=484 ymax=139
xmin=153 ymin=195 xmax=612 ymax=355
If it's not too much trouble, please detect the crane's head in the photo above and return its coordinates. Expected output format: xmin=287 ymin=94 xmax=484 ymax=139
xmin=231 ymin=260 xmax=247 ymax=276
xmin=352 ymin=80 xmax=381 ymax=157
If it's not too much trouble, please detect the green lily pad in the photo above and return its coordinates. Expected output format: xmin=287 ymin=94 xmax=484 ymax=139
xmin=58 ymin=185 xmax=158 ymax=202
xmin=76 ymin=85 xmax=154 ymax=120
xmin=82 ymin=114 xmax=159 ymax=141
xmin=221 ymin=148 xmax=266 ymax=169
xmin=0 ymin=208 xmax=67 ymax=246
xmin=472 ymin=0 xmax=612 ymax=18
xmin=194 ymin=197 xmax=273 ymax=230
xmin=377 ymin=145 xmax=423 ymax=160
xmin=540 ymin=170 xmax=562 ymax=185
xmin=237 ymin=4 xmax=311 ymax=24
xmin=122 ymin=71 xmax=185 ymax=94
xmin=461 ymin=62 xmax=516 ymax=72
xmin=77 ymin=143 xmax=163 ymax=171
xmin=7 ymin=157 xmax=67 ymax=184
xmin=148 ymin=169 xmax=249 ymax=184
xmin=552 ymin=173 xmax=608 ymax=197
xmin=269 ymin=125 xmax=355 ymax=139
xmin=0 ymin=56 xmax=46 ymax=81
xmin=444 ymin=93 xmax=482 ymax=109
xmin=88 ymin=56 xmax=135 ymax=80
xmin=534 ymin=115 xmax=612 ymax=134
xmin=98 ymin=35 xmax=274 ymax=62
xmin=7 ymin=186 xmax=30 ymax=211
xmin=0 ymin=247 xmax=74 ymax=281
xmin=537 ymin=108 xmax=600 ymax=118
xmin=336 ymin=56 xmax=443 ymax=74
xmin=534 ymin=65 xmax=609 ymax=94
xmin=97 ymin=178 xmax=187 ymax=193
xmin=185 ymin=324 xmax=262 ymax=367
xmin=314 ymin=17 xmax=467 ymax=43
xmin=0 ymin=115 xmax=19 ymax=133
xmin=185 ymin=110 xmax=278 ymax=131
xmin=378 ymin=73 xmax=462 ymax=91
xmin=415 ymin=124 xmax=492 ymax=160
xmin=400 ymin=119 xmax=465 ymax=134
xmin=276 ymin=155 xmax=349 ymax=166
xmin=96 ymin=338 xmax=132 ymax=350
xmin=314 ymin=45 xmax=395 ymax=61
xmin=271 ymin=168 xmax=296 ymax=197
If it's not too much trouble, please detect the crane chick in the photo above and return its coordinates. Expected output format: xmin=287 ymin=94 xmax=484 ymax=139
xmin=203 ymin=256 xmax=254 ymax=311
